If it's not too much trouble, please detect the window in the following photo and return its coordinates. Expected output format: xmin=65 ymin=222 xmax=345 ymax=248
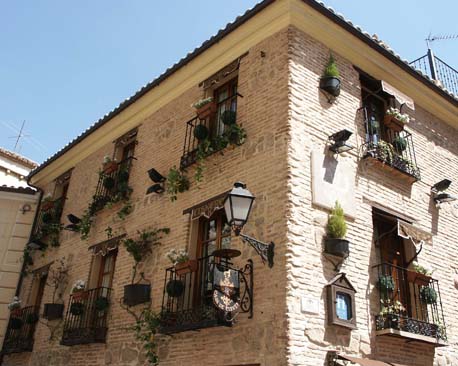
xmin=197 ymin=209 xmax=232 ymax=258
xmin=213 ymin=79 xmax=238 ymax=138
xmin=88 ymin=249 xmax=118 ymax=290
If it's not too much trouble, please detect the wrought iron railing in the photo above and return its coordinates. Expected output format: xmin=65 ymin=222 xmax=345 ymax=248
xmin=61 ymin=287 xmax=111 ymax=346
xmin=2 ymin=305 xmax=40 ymax=354
xmin=180 ymin=94 xmax=241 ymax=169
xmin=361 ymin=111 xmax=420 ymax=180
xmin=160 ymin=255 xmax=253 ymax=334
xmin=91 ymin=157 xmax=134 ymax=213
xmin=374 ymin=263 xmax=446 ymax=341
xmin=34 ymin=197 xmax=64 ymax=234
xmin=410 ymin=50 xmax=458 ymax=96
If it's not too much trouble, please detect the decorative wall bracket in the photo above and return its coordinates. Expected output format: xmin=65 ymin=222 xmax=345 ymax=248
xmin=240 ymin=234 xmax=274 ymax=268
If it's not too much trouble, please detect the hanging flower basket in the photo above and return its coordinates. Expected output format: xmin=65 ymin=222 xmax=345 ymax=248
xmin=384 ymin=115 xmax=406 ymax=132
xmin=103 ymin=176 xmax=116 ymax=190
xmin=175 ymin=259 xmax=198 ymax=276
xmin=10 ymin=317 xmax=23 ymax=330
xmin=193 ymin=124 xmax=209 ymax=141
xmin=166 ymin=280 xmax=185 ymax=298
xmin=70 ymin=302 xmax=85 ymax=316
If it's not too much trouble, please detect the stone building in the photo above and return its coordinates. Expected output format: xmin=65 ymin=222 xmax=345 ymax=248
xmin=0 ymin=148 xmax=39 ymax=349
xmin=2 ymin=1 xmax=458 ymax=365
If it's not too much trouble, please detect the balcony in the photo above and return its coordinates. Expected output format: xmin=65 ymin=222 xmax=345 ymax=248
xmin=2 ymin=306 xmax=40 ymax=354
xmin=32 ymin=197 xmax=64 ymax=247
xmin=374 ymin=263 xmax=447 ymax=346
xmin=160 ymin=255 xmax=253 ymax=334
xmin=361 ymin=119 xmax=420 ymax=183
xmin=180 ymin=93 xmax=241 ymax=169
xmin=61 ymin=287 xmax=111 ymax=346
xmin=90 ymin=157 xmax=134 ymax=213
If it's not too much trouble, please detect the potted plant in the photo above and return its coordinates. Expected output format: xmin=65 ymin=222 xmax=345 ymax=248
xmin=324 ymin=201 xmax=349 ymax=258
xmin=378 ymin=274 xmax=395 ymax=297
xmin=8 ymin=296 xmax=22 ymax=317
xmin=319 ymin=54 xmax=341 ymax=97
xmin=41 ymin=193 xmax=55 ymax=211
xmin=420 ymin=286 xmax=438 ymax=304
xmin=70 ymin=280 xmax=87 ymax=301
xmin=166 ymin=248 xmax=197 ymax=276
xmin=377 ymin=299 xmax=406 ymax=330
xmin=95 ymin=296 xmax=109 ymax=312
xmin=193 ymin=124 xmax=209 ymax=141
xmin=165 ymin=279 xmax=185 ymax=298
xmin=10 ymin=317 xmax=23 ymax=330
xmin=103 ymin=175 xmax=116 ymax=190
xmin=393 ymin=135 xmax=407 ymax=152
xmin=122 ymin=228 xmax=170 ymax=306
xmin=102 ymin=156 xmax=118 ymax=174
xmin=43 ymin=257 xmax=68 ymax=320
xmin=221 ymin=110 xmax=237 ymax=125
xmin=192 ymin=97 xmax=216 ymax=120
xmin=70 ymin=302 xmax=85 ymax=316
xmin=25 ymin=312 xmax=39 ymax=324
xmin=384 ymin=107 xmax=410 ymax=132
xmin=407 ymin=261 xmax=433 ymax=286
xmin=166 ymin=166 xmax=190 ymax=201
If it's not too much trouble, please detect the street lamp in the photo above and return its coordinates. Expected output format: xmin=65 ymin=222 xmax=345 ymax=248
xmin=224 ymin=182 xmax=274 ymax=268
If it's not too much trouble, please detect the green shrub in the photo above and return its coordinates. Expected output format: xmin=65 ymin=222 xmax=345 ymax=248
xmin=323 ymin=54 xmax=340 ymax=78
xmin=326 ymin=201 xmax=347 ymax=239
xmin=420 ymin=286 xmax=437 ymax=304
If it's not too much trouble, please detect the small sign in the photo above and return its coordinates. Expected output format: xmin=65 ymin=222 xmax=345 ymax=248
xmin=213 ymin=267 xmax=240 ymax=313
xmin=301 ymin=297 xmax=320 ymax=315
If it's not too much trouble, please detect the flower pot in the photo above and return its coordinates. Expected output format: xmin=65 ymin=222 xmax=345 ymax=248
xmin=10 ymin=317 xmax=23 ymax=330
xmin=324 ymin=238 xmax=349 ymax=258
xmin=166 ymin=280 xmax=185 ymax=298
xmin=319 ymin=76 xmax=341 ymax=97
xmin=41 ymin=211 xmax=54 ymax=224
xmin=123 ymin=284 xmax=151 ymax=307
xmin=193 ymin=124 xmax=209 ymax=141
xmin=72 ymin=290 xmax=88 ymax=301
xmin=196 ymin=102 xmax=216 ymax=120
xmin=221 ymin=110 xmax=236 ymax=125
xmin=175 ymin=259 xmax=198 ymax=276
xmin=41 ymin=201 xmax=54 ymax=211
xmin=103 ymin=161 xmax=118 ymax=174
xmin=43 ymin=303 xmax=64 ymax=320
xmin=406 ymin=270 xmax=431 ymax=286
xmin=103 ymin=176 xmax=116 ymax=190
xmin=420 ymin=286 xmax=437 ymax=304
xmin=384 ymin=115 xmax=405 ymax=132
xmin=70 ymin=302 xmax=85 ymax=316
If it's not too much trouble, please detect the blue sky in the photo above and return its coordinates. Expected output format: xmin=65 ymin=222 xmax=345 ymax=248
xmin=1 ymin=0 xmax=456 ymax=163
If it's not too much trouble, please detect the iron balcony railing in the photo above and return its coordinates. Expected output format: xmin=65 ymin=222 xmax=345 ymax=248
xmin=361 ymin=111 xmax=420 ymax=181
xmin=160 ymin=255 xmax=253 ymax=334
xmin=180 ymin=93 xmax=241 ymax=169
xmin=2 ymin=305 xmax=40 ymax=354
xmin=374 ymin=263 xmax=446 ymax=342
xmin=91 ymin=157 xmax=134 ymax=213
xmin=61 ymin=287 xmax=111 ymax=346
xmin=34 ymin=197 xmax=64 ymax=236
xmin=410 ymin=49 xmax=458 ymax=96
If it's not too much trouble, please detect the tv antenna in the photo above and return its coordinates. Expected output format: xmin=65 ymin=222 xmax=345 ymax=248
xmin=426 ymin=33 xmax=458 ymax=48
xmin=8 ymin=120 xmax=30 ymax=153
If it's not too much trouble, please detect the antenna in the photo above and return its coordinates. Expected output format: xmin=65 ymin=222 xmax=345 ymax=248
xmin=8 ymin=120 xmax=30 ymax=153
xmin=426 ymin=33 xmax=458 ymax=48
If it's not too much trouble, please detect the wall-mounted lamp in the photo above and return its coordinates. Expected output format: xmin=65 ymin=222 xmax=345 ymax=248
xmin=21 ymin=204 xmax=32 ymax=214
xmin=328 ymin=129 xmax=353 ymax=154
xmin=224 ymin=182 xmax=274 ymax=268
xmin=146 ymin=168 xmax=165 ymax=194
xmin=64 ymin=214 xmax=81 ymax=232
xmin=431 ymin=179 xmax=457 ymax=206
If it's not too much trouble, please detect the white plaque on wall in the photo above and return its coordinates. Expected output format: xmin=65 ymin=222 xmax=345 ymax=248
xmin=311 ymin=149 xmax=356 ymax=218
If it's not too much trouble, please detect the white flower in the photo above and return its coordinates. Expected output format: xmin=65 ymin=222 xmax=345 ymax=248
xmin=71 ymin=279 xmax=86 ymax=293
xmin=103 ymin=155 xmax=112 ymax=164
xmin=8 ymin=296 xmax=21 ymax=310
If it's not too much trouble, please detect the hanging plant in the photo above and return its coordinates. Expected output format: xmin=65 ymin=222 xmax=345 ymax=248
xmin=324 ymin=201 xmax=349 ymax=258
xmin=193 ymin=124 xmax=209 ymax=141
xmin=95 ymin=297 xmax=109 ymax=312
xmin=420 ymin=286 xmax=437 ymax=304
xmin=221 ymin=110 xmax=237 ymax=125
xmin=10 ymin=317 xmax=23 ymax=330
xmin=26 ymin=312 xmax=39 ymax=324
xmin=166 ymin=166 xmax=190 ymax=201
xmin=70 ymin=302 xmax=85 ymax=316
xmin=166 ymin=279 xmax=185 ymax=298
xmin=319 ymin=54 xmax=341 ymax=97
xmin=393 ymin=136 xmax=407 ymax=152
xmin=132 ymin=308 xmax=162 ymax=365
xmin=103 ymin=176 xmax=116 ymax=190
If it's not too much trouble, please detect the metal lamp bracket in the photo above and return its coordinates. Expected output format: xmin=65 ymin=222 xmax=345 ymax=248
xmin=240 ymin=233 xmax=274 ymax=268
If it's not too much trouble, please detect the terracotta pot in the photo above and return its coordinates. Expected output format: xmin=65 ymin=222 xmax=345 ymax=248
xmin=41 ymin=201 xmax=54 ymax=211
xmin=196 ymin=102 xmax=216 ymax=120
xmin=384 ymin=115 xmax=405 ymax=132
xmin=72 ymin=290 xmax=88 ymax=301
xmin=10 ymin=308 xmax=21 ymax=317
xmin=103 ymin=161 xmax=118 ymax=174
xmin=175 ymin=259 xmax=198 ymax=276
xmin=406 ymin=270 xmax=431 ymax=286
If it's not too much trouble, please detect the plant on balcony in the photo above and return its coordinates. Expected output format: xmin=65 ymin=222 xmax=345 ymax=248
xmin=41 ymin=193 xmax=55 ymax=211
xmin=324 ymin=201 xmax=349 ymax=258
xmin=95 ymin=297 xmax=110 ymax=312
xmin=407 ymin=261 xmax=433 ymax=286
xmin=103 ymin=175 xmax=116 ymax=190
xmin=319 ymin=54 xmax=341 ymax=97
xmin=221 ymin=110 xmax=237 ymax=125
xmin=122 ymin=228 xmax=170 ymax=306
xmin=166 ymin=166 xmax=190 ymax=201
xmin=102 ymin=155 xmax=118 ymax=174
xmin=71 ymin=280 xmax=87 ymax=301
xmin=25 ymin=312 xmax=39 ymax=324
xmin=70 ymin=302 xmax=85 ymax=316
xmin=393 ymin=136 xmax=407 ymax=152
xmin=8 ymin=296 xmax=21 ymax=316
xmin=132 ymin=308 xmax=162 ymax=365
xmin=384 ymin=107 xmax=410 ymax=132
xmin=376 ymin=299 xmax=406 ymax=330
xmin=193 ymin=124 xmax=209 ymax=141
xmin=165 ymin=279 xmax=185 ymax=298
xmin=166 ymin=248 xmax=197 ymax=276
xmin=420 ymin=286 xmax=437 ymax=304
xmin=193 ymin=97 xmax=216 ymax=120
xmin=21 ymin=247 xmax=33 ymax=275
xmin=43 ymin=257 xmax=68 ymax=320
xmin=378 ymin=274 xmax=395 ymax=296
xmin=10 ymin=317 xmax=23 ymax=330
